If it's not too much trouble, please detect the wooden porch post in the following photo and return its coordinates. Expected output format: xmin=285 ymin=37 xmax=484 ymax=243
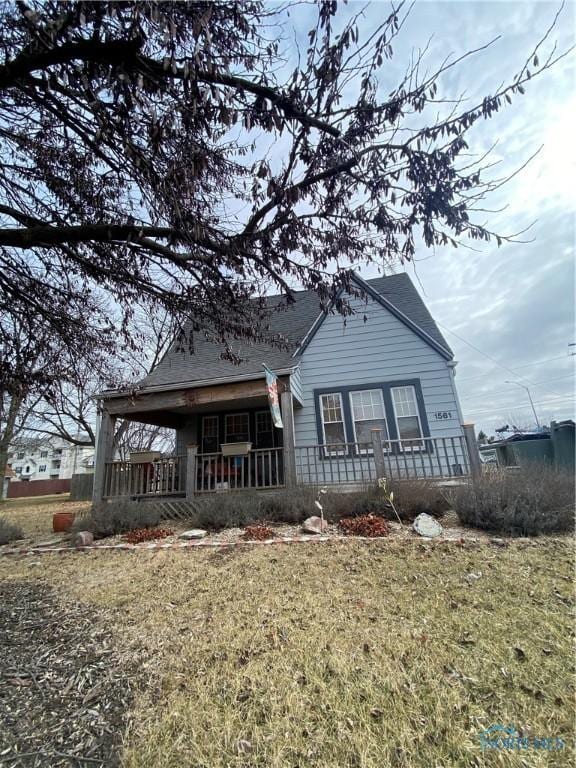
xmin=185 ymin=445 xmax=198 ymax=499
xmin=281 ymin=390 xmax=297 ymax=487
xmin=371 ymin=429 xmax=386 ymax=480
xmin=462 ymin=422 xmax=481 ymax=478
xmin=92 ymin=408 xmax=116 ymax=503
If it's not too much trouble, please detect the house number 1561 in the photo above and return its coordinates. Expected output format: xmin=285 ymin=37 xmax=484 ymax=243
xmin=433 ymin=411 xmax=452 ymax=420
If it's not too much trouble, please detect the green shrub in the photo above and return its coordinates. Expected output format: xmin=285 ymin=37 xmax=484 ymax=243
xmin=452 ymin=465 xmax=575 ymax=536
xmin=343 ymin=487 xmax=390 ymax=519
xmin=0 ymin=516 xmax=24 ymax=545
xmin=259 ymin=488 xmax=316 ymax=524
xmin=72 ymin=501 xmax=161 ymax=538
xmin=388 ymin=479 xmax=450 ymax=521
xmin=192 ymin=493 xmax=265 ymax=530
xmin=320 ymin=481 xmax=448 ymax=523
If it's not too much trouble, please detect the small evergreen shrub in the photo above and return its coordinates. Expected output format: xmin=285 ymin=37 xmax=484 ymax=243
xmin=259 ymin=489 xmax=316 ymax=523
xmin=72 ymin=502 xmax=161 ymax=538
xmin=321 ymin=481 xmax=447 ymax=523
xmin=192 ymin=493 xmax=265 ymax=530
xmin=0 ymin=516 xmax=24 ymax=545
xmin=388 ymin=479 xmax=450 ymax=521
xmin=344 ymin=487 xmax=390 ymax=519
xmin=453 ymin=465 xmax=575 ymax=536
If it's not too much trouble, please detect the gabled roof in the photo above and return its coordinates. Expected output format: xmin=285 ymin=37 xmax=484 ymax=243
xmin=136 ymin=272 xmax=452 ymax=392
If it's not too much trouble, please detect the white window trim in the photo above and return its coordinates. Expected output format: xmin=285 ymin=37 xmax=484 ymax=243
xmin=348 ymin=389 xmax=389 ymax=455
xmin=319 ymin=392 xmax=347 ymax=455
xmin=224 ymin=412 xmax=250 ymax=443
xmin=390 ymin=385 xmax=424 ymax=451
xmin=201 ymin=415 xmax=219 ymax=454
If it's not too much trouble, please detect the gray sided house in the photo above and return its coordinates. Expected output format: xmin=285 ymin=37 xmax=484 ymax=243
xmin=94 ymin=273 xmax=475 ymax=502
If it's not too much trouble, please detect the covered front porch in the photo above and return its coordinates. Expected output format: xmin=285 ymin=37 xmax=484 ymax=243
xmin=93 ymin=374 xmax=298 ymax=502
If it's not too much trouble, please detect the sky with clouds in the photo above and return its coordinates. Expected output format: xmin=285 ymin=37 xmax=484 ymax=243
xmin=284 ymin=0 xmax=574 ymax=435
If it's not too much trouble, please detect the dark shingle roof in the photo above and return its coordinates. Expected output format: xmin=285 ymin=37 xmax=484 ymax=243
xmin=138 ymin=273 xmax=452 ymax=391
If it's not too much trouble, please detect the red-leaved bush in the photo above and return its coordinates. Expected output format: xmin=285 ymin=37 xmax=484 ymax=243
xmin=339 ymin=515 xmax=390 ymax=538
xmin=123 ymin=527 xmax=173 ymax=544
xmin=243 ymin=524 xmax=275 ymax=541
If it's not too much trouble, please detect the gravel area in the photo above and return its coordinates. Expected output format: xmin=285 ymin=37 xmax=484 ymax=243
xmin=0 ymin=580 xmax=139 ymax=767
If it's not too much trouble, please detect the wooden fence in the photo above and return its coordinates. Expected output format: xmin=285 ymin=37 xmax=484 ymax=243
xmin=7 ymin=478 xmax=71 ymax=498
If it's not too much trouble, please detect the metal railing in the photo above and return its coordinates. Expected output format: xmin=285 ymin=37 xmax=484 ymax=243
xmin=103 ymin=456 xmax=185 ymax=499
xmin=194 ymin=447 xmax=284 ymax=493
xmin=294 ymin=436 xmax=470 ymax=486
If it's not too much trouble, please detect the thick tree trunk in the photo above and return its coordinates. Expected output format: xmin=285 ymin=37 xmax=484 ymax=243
xmin=0 ymin=391 xmax=25 ymax=502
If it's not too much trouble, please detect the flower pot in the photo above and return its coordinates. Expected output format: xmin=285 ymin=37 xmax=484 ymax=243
xmin=130 ymin=451 xmax=162 ymax=463
xmin=53 ymin=511 xmax=75 ymax=533
xmin=221 ymin=442 xmax=252 ymax=456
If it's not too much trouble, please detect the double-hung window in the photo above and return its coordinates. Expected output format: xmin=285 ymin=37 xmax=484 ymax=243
xmin=224 ymin=413 xmax=249 ymax=443
xmin=349 ymin=389 xmax=388 ymax=452
xmin=201 ymin=415 xmax=219 ymax=453
xmin=319 ymin=393 xmax=347 ymax=454
xmin=255 ymin=411 xmax=274 ymax=448
xmin=391 ymin=386 xmax=423 ymax=448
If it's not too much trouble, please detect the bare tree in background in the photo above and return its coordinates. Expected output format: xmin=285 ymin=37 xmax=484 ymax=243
xmin=0 ymin=0 xmax=570 ymax=383
xmin=0 ymin=304 xmax=107 ymax=499
xmin=16 ymin=307 xmax=178 ymax=459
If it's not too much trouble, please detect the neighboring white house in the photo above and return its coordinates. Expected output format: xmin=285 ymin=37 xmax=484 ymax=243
xmin=7 ymin=437 xmax=94 ymax=483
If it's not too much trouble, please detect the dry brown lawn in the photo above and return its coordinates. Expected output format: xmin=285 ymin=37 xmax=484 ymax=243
xmin=0 ymin=496 xmax=90 ymax=540
xmin=0 ymin=538 xmax=573 ymax=767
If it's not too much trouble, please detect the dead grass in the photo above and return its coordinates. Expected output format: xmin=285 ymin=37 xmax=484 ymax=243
xmin=0 ymin=540 xmax=573 ymax=767
xmin=0 ymin=497 xmax=90 ymax=539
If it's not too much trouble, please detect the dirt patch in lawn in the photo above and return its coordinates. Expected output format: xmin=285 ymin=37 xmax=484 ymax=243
xmin=0 ymin=579 xmax=141 ymax=767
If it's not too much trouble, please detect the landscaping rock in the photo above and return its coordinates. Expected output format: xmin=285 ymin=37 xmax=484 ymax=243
xmin=73 ymin=531 xmax=94 ymax=548
xmin=465 ymin=571 xmax=483 ymax=583
xmin=235 ymin=739 xmax=253 ymax=755
xmin=302 ymin=516 xmax=329 ymax=534
xmin=179 ymin=529 xmax=207 ymax=540
xmin=412 ymin=513 xmax=443 ymax=538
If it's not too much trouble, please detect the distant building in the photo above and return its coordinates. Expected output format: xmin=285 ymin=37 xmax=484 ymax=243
xmin=7 ymin=437 xmax=94 ymax=483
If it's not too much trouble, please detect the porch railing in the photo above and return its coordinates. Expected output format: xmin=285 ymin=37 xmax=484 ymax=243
xmin=194 ymin=447 xmax=284 ymax=493
xmin=103 ymin=455 xmax=186 ymax=499
xmin=101 ymin=436 xmax=470 ymax=499
xmin=294 ymin=436 xmax=470 ymax=486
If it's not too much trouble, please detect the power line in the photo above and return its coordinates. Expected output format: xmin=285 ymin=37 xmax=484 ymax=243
xmin=456 ymin=355 xmax=573 ymax=383
xmin=438 ymin=322 xmax=568 ymax=398
xmin=459 ymin=373 xmax=575 ymax=402
xmin=464 ymin=396 xmax=574 ymax=418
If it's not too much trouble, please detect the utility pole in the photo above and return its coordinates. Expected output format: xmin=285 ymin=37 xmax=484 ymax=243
xmin=505 ymin=381 xmax=541 ymax=429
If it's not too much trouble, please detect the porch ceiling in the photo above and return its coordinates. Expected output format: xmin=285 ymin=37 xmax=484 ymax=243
xmin=120 ymin=395 xmax=273 ymax=427
xmin=103 ymin=376 xmax=295 ymax=422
